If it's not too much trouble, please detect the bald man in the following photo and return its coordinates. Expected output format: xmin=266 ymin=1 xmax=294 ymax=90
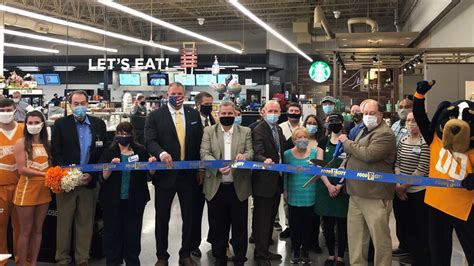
xmin=338 ymin=99 xmax=396 ymax=266
xmin=252 ymin=101 xmax=285 ymax=266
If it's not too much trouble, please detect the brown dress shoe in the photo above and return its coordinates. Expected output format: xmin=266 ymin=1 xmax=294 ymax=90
xmin=179 ymin=257 xmax=197 ymax=266
xmin=155 ymin=260 xmax=169 ymax=266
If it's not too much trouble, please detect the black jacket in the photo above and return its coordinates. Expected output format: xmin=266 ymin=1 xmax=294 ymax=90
xmin=98 ymin=144 xmax=151 ymax=211
xmin=51 ymin=115 xmax=107 ymax=189
xmin=144 ymin=105 xmax=203 ymax=189
xmin=252 ymin=121 xmax=285 ymax=198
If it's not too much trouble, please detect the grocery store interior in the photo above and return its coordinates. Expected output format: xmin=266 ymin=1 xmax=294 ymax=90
xmin=1 ymin=0 xmax=473 ymax=265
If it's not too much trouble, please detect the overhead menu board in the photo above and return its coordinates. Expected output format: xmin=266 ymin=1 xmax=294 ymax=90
xmin=196 ymin=74 xmax=217 ymax=86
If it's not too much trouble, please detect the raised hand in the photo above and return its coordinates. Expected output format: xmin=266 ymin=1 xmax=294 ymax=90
xmin=416 ymin=80 xmax=436 ymax=95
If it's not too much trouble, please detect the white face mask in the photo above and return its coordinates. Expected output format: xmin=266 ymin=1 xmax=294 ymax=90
xmin=0 ymin=112 xmax=15 ymax=124
xmin=13 ymin=98 xmax=20 ymax=103
xmin=27 ymin=123 xmax=44 ymax=135
xmin=363 ymin=115 xmax=379 ymax=131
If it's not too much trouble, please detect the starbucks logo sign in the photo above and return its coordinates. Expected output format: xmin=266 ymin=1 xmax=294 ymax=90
xmin=309 ymin=61 xmax=331 ymax=83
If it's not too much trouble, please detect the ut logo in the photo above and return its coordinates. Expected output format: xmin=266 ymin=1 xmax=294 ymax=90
xmin=435 ymin=148 xmax=468 ymax=180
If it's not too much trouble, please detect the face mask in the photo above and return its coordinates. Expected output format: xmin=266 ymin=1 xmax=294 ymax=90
xmin=234 ymin=116 xmax=242 ymax=125
xmin=294 ymin=138 xmax=309 ymax=150
xmin=328 ymin=123 xmax=342 ymax=134
xmin=116 ymin=136 xmax=132 ymax=146
xmin=27 ymin=123 xmax=43 ymax=135
xmin=265 ymin=113 xmax=279 ymax=124
xmin=0 ymin=112 xmax=15 ymax=124
xmin=168 ymin=95 xmax=183 ymax=109
xmin=398 ymin=108 xmax=411 ymax=120
xmin=219 ymin=116 xmax=235 ymax=126
xmin=353 ymin=112 xmax=363 ymax=123
xmin=72 ymin=106 xmax=87 ymax=120
xmin=287 ymin=113 xmax=301 ymax=120
xmin=306 ymin=125 xmax=318 ymax=135
xmin=200 ymin=105 xmax=213 ymax=116
xmin=363 ymin=115 xmax=379 ymax=131
xmin=140 ymin=101 xmax=146 ymax=106
xmin=322 ymin=105 xmax=335 ymax=115
xmin=13 ymin=98 xmax=20 ymax=103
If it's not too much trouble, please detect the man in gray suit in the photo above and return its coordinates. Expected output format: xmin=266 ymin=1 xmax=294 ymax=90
xmin=338 ymin=99 xmax=396 ymax=266
xmin=200 ymin=101 xmax=254 ymax=266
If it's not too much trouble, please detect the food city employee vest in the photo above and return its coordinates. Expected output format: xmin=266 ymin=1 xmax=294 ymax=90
xmin=0 ymin=123 xmax=24 ymax=185
xmin=425 ymin=135 xmax=474 ymax=221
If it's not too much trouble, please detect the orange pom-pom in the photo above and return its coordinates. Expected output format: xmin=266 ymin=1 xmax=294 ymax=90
xmin=44 ymin=166 xmax=67 ymax=193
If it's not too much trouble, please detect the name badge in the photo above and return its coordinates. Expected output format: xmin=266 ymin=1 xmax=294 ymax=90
xmin=338 ymin=152 xmax=347 ymax=159
xmin=128 ymin=155 xmax=139 ymax=162
xmin=95 ymin=141 xmax=103 ymax=147
xmin=401 ymin=128 xmax=408 ymax=134
xmin=412 ymin=147 xmax=421 ymax=154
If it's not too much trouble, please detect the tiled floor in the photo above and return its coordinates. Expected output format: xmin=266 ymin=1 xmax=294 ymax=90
xmin=17 ymin=183 xmax=469 ymax=265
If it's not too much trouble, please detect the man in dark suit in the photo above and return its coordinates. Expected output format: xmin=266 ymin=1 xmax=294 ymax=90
xmin=200 ymin=101 xmax=254 ymax=266
xmin=252 ymin=100 xmax=285 ymax=266
xmin=191 ymin=92 xmax=215 ymax=257
xmin=145 ymin=82 xmax=203 ymax=266
xmin=51 ymin=90 xmax=107 ymax=266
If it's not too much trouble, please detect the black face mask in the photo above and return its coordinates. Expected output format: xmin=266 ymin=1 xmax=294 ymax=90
xmin=328 ymin=123 xmax=342 ymax=134
xmin=200 ymin=105 xmax=213 ymax=116
xmin=116 ymin=136 xmax=132 ymax=146
xmin=353 ymin=112 xmax=363 ymax=123
xmin=219 ymin=116 xmax=235 ymax=126
xmin=140 ymin=101 xmax=146 ymax=106
xmin=287 ymin=113 xmax=301 ymax=120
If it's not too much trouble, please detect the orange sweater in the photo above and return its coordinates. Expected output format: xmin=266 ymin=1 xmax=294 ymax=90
xmin=425 ymin=135 xmax=474 ymax=220
xmin=0 ymin=123 xmax=24 ymax=185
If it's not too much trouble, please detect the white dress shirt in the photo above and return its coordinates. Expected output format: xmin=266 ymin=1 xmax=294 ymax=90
xmin=279 ymin=120 xmax=301 ymax=140
xmin=221 ymin=125 xmax=234 ymax=183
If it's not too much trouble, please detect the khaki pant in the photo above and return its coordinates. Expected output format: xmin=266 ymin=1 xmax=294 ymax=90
xmin=55 ymin=186 xmax=98 ymax=264
xmin=0 ymin=184 xmax=19 ymax=266
xmin=347 ymin=195 xmax=393 ymax=266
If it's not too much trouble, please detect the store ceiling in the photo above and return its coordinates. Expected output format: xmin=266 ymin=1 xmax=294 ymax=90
xmin=5 ymin=0 xmax=415 ymax=38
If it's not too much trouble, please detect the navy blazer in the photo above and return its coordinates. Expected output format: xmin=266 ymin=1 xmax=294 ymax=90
xmin=144 ymin=105 xmax=203 ymax=189
xmin=51 ymin=115 xmax=107 ymax=189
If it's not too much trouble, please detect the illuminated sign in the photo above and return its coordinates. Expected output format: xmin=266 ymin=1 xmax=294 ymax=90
xmin=309 ymin=61 xmax=331 ymax=83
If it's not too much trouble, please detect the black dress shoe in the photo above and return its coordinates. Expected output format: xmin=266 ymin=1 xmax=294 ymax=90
xmin=280 ymin=227 xmax=291 ymax=238
xmin=178 ymin=257 xmax=197 ymax=266
xmin=290 ymin=251 xmax=301 ymax=264
xmin=191 ymin=248 xmax=202 ymax=258
xmin=266 ymin=251 xmax=282 ymax=260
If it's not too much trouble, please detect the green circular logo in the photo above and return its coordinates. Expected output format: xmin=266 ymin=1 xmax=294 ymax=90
xmin=309 ymin=61 xmax=331 ymax=83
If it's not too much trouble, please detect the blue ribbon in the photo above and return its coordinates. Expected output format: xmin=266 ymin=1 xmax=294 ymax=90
xmin=68 ymin=160 xmax=462 ymax=188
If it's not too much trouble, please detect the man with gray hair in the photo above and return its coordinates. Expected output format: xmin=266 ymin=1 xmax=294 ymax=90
xmin=337 ymin=99 xmax=396 ymax=266
xmin=200 ymin=101 xmax=254 ymax=266
xmin=12 ymin=91 xmax=33 ymax=122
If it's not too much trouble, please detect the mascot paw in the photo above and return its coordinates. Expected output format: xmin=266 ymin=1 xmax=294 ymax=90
xmin=461 ymin=173 xmax=474 ymax=190
xmin=416 ymin=80 xmax=436 ymax=95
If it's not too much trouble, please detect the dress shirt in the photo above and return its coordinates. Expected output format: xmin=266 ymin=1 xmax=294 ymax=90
xmin=200 ymin=113 xmax=209 ymax=127
xmin=75 ymin=115 xmax=92 ymax=165
xmin=221 ymin=125 xmax=234 ymax=183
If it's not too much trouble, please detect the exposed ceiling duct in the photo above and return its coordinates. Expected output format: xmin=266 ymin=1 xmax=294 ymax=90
xmin=313 ymin=6 xmax=335 ymax=39
xmin=3 ymin=13 xmax=104 ymax=44
xmin=347 ymin=17 xmax=379 ymax=33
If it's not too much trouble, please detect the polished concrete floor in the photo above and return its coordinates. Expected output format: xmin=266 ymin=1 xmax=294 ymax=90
xmin=14 ymin=183 xmax=469 ymax=265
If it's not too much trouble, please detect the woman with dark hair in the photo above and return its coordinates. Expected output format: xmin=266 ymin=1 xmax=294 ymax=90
xmin=13 ymin=110 xmax=52 ymax=265
xmin=99 ymin=121 xmax=156 ymax=265
xmin=303 ymin=114 xmax=324 ymax=150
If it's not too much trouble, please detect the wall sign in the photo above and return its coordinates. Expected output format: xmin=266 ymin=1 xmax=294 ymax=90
xmin=309 ymin=61 xmax=331 ymax=83
xmin=88 ymin=58 xmax=170 ymax=71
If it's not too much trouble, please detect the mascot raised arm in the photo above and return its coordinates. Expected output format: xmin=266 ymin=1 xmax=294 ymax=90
xmin=413 ymin=80 xmax=474 ymax=265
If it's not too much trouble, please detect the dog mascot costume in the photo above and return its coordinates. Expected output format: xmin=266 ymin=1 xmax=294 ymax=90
xmin=413 ymin=80 xmax=474 ymax=265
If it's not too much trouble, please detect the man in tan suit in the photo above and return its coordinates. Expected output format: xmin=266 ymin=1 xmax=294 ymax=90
xmin=337 ymin=99 xmax=396 ymax=266
xmin=200 ymin=101 xmax=254 ymax=266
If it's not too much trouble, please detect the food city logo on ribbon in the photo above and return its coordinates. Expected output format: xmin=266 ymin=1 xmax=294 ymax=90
xmin=88 ymin=57 xmax=170 ymax=71
xmin=321 ymin=168 xmax=347 ymax=177
xmin=356 ymin=171 xmax=383 ymax=181
xmin=309 ymin=61 xmax=331 ymax=83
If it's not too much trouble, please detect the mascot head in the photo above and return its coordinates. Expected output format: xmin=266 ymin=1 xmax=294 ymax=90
xmin=432 ymin=99 xmax=474 ymax=153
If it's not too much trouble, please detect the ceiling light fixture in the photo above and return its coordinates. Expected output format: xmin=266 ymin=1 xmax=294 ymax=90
xmin=98 ymin=0 xmax=242 ymax=54
xmin=0 ymin=4 xmax=178 ymax=52
xmin=4 ymin=29 xmax=118 ymax=52
xmin=228 ymin=0 xmax=312 ymax=62
xmin=4 ymin=42 xmax=59 ymax=53
xmin=17 ymin=66 xmax=39 ymax=72
xmin=54 ymin=66 xmax=76 ymax=71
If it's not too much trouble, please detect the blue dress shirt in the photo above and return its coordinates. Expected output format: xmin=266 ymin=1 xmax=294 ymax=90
xmin=75 ymin=116 xmax=92 ymax=165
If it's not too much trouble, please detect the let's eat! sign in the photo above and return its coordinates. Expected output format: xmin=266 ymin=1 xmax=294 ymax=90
xmin=88 ymin=57 xmax=170 ymax=71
